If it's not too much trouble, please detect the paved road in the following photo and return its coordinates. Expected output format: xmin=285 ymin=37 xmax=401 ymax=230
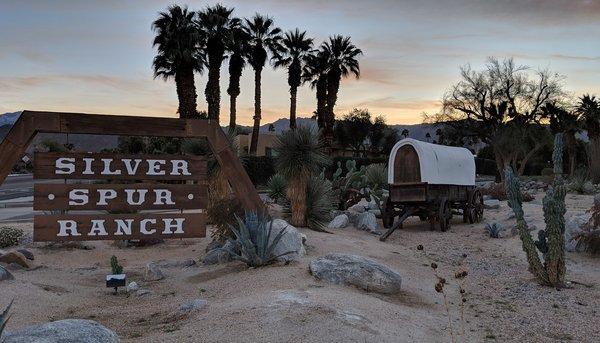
xmin=0 ymin=174 xmax=35 ymax=201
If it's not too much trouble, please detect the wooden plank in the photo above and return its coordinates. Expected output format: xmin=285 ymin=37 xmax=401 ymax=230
xmin=34 ymin=152 xmax=206 ymax=180
xmin=34 ymin=213 xmax=206 ymax=242
xmin=394 ymin=145 xmax=421 ymax=183
xmin=0 ymin=139 xmax=22 ymax=188
xmin=34 ymin=183 xmax=207 ymax=211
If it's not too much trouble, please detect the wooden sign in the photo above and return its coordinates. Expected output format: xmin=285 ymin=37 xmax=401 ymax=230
xmin=0 ymin=111 xmax=264 ymax=243
xmin=32 ymin=152 xmax=208 ymax=242
xmin=34 ymin=152 xmax=206 ymax=180
xmin=34 ymin=184 xmax=207 ymax=211
xmin=34 ymin=213 xmax=206 ymax=241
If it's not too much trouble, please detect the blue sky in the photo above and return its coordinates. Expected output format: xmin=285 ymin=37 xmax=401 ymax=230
xmin=1 ymin=0 xmax=599 ymax=124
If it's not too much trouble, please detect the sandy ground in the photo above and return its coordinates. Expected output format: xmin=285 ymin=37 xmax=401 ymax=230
xmin=1 ymin=192 xmax=599 ymax=343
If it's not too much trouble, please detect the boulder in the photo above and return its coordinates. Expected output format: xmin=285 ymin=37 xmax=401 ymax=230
xmin=144 ymin=262 xmax=165 ymax=281
xmin=357 ymin=212 xmax=381 ymax=235
xmin=136 ymin=289 xmax=151 ymax=297
xmin=328 ymin=214 xmax=349 ymax=229
xmin=16 ymin=249 xmax=34 ymax=260
xmin=309 ymin=253 xmax=402 ymax=294
xmin=178 ymin=298 xmax=209 ymax=313
xmin=0 ymin=251 xmax=30 ymax=269
xmin=483 ymin=199 xmax=501 ymax=209
xmin=347 ymin=203 xmax=366 ymax=213
xmin=583 ymin=181 xmax=595 ymax=194
xmin=0 ymin=265 xmax=14 ymax=281
xmin=3 ymin=319 xmax=119 ymax=343
xmin=127 ymin=281 xmax=139 ymax=293
xmin=267 ymin=219 xmax=306 ymax=262
xmin=565 ymin=213 xmax=591 ymax=252
xmin=203 ymin=248 xmax=232 ymax=265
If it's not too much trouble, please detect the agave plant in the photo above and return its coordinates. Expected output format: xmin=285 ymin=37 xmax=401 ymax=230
xmin=222 ymin=212 xmax=293 ymax=267
xmin=267 ymin=173 xmax=287 ymax=204
xmin=1 ymin=300 xmax=13 ymax=338
xmin=484 ymin=222 xmax=504 ymax=238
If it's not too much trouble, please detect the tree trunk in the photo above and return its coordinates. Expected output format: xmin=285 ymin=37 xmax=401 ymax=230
xmin=175 ymin=66 xmax=197 ymax=119
xmin=229 ymin=94 xmax=237 ymax=131
xmin=290 ymin=86 xmax=297 ymax=130
xmin=565 ymin=132 xmax=577 ymax=176
xmin=325 ymin=72 xmax=341 ymax=145
xmin=316 ymin=75 xmax=327 ymax=130
xmin=517 ymin=142 xmax=544 ymax=176
xmin=206 ymin=61 xmax=222 ymax=123
xmin=287 ymin=176 xmax=308 ymax=227
xmin=589 ymin=135 xmax=600 ymax=183
xmin=492 ymin=144 xmax=507 ymax=182
xmin=249 ymin=67 xmax=262 ymax=155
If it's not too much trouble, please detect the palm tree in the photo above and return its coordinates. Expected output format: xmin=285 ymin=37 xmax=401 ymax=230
xmin=544 ymin=102 xmax=580 ymax=176
xmin=152 ymin=5 xmax=204 ymax=119
xmin=243 ymin=14 xmax=283 ymax=154
xmin=197 ymin=4 xmax=239 ymax=123
xmin=225 ymin=26 xmax=249 ymax=130
xmin=273 ymin=29 xmax=314 ymax=129
xmin=303 ymin=51 xmax=329 ymax=130
xmin=577 ymin=95 xmax=600 ymax=182
xmin=321 ymin=35 xmax=362 ymax=143
xmin=275 ymin=126 xmax=329 ymax=227
xmin=401 ymin=129 xmax=409 ymax=138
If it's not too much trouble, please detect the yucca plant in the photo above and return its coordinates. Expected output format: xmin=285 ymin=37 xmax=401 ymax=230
xmin=267 ymin=173 xmax=287 ymax=204
xmin=568 ymin=167 xmax=591 ymax=194
xmin=1 ymin=300 xmax=13 ymax=339
xmin=484 ymin=222 xmax=504 ymax=238
xmin=274 ymin=126 xmax=329 ymax=227
xmin=304 ymin=174 xmax=336 ymax=231
xmin=222 ymin=212 xmax=294 ymax=267
xmin=504 ymin=133 xmax=567 ymax=286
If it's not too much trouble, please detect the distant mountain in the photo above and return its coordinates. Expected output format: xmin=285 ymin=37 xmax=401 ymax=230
xmin=0 ymin=111 xmax=21 ymax=126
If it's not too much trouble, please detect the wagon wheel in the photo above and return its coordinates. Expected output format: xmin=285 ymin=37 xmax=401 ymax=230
xmin=381 ymin=197 xmax=395 ymax=229
xmin=438 ymin=197 xmax=452 ymax=232
xmin=463 ymin=190 xmax=474 ymax=223
xmin=469 ymin=189 xmax=484 ymax=223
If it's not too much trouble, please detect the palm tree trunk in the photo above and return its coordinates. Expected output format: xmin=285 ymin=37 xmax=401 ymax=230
xmin=325 ymin=73 xmax=341 ymax=145
xmin=589 ymin=135 xmax=600 ymax=183
xmin=288 ymin=176 xmax=308 ymax=227
xmin=206 ymin=60 xmax=221 ymax=123
xmin=316 ymin=75 xmax=327 ymax=130
xmin=175 ymin=66 xmax=197 ymax=119
xmin=250 ymin=67 xmax=262 ymax=155
xmin=290 ymin=86 xmax=297 ymax=129
xmin=229 ymin=93 xmax=237 ymax=131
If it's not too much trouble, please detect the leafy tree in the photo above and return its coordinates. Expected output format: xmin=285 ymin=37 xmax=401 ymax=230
xmin=577 ymin=95 xmax=600 ymax=182
xmin=152 ymin=5 xmax=204 ymax=118
xmin=320 ymin=36 xmax=362 ymax=144
xmin=197 ymin=4 xmax=239 ymax=123
xmin=435 ymin=57 xmax=564 ymax=178
xmin=274 ymin=29 xmax=314 ymax=129
xmin=243 ymin=14 xmax=283 ymax=154
xmin=225 ymin=26 xmax=250 ymax=129
xmin=334 ymin=109 xmax=372 ymax=156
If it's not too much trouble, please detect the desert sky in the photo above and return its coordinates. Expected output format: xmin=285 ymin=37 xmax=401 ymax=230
xmin=1 ymin=0 xmax=599 ymax=124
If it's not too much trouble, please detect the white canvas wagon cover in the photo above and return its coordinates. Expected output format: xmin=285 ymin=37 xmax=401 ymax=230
xmin=387 ymin=138 xmax=475 ymax=186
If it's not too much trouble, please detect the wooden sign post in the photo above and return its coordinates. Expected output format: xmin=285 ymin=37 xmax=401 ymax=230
xmin=0 ymin=111 xmax=264 ymax=242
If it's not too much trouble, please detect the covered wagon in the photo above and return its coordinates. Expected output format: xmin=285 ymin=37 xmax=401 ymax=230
xmin=380 ymin=138 xmax=483 ymax=241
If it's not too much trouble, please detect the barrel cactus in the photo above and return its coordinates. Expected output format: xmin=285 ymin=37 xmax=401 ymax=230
xmin=504 ymin=134 xmax=567 ymax=286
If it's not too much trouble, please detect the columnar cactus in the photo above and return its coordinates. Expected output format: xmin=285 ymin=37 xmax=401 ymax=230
xmin=504 ymin=133 xmax=567 ymax=287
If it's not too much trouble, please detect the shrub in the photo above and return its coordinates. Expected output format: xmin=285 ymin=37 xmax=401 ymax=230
xmin=475 ymin=157 xmax=498 ymax=176
xmin=0 ymin=227 xmax=24 ymax=248
xmin=1 ymin=300 xmax=13 ymax=339
xmin=484 ymin=222 xmax=504 ymax=238
xmin=242 ymin=155 xmax=275 ymax=186
xmin=481 ymin=183 xmax=534 ymax=202
xmin=206 ymin=196 xmax=243 ymax=242
xmin=110 ymin=256 xmax=123 ymax=275
xmin=267 ymin=174 xmax=287 ymax=203
xmin=304 ymin=174 xmax=336 ymax=232
xmin=568 ymin=168 xmax=592 ymax=194
xmin=364 ymin=163 xmax=388 ymax=190
xmin=577 ymin=196 xmax=600 ymax=255
xmin=221 ymin=212 xmax=293 ymax=267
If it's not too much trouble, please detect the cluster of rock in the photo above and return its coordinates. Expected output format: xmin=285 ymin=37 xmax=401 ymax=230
xmin=327 ymin=198 xmax=383 ymax=235
xmin=2 ymin=319 xmax=119 ymax=343
xmin=203 ymin=219 xmax=307 ymax=265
